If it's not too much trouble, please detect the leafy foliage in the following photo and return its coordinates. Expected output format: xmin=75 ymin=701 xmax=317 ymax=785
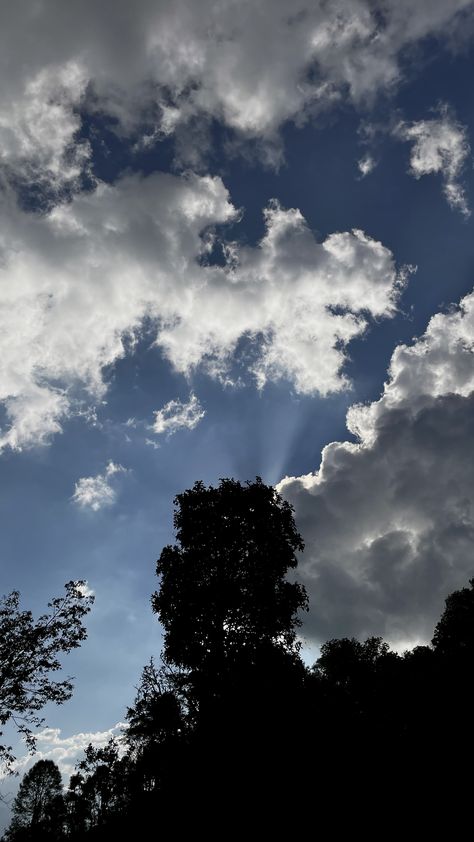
xmin=126 ymin=659 xmax=187 ymax=751
xmin=0 ymin=582 xmax=94 ymax=772
xmin=67 ymin=740 xmax=131 ymax=835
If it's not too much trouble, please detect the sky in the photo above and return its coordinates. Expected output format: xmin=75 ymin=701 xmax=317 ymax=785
xmin=1 ymin=0 xmax=474 ymax=785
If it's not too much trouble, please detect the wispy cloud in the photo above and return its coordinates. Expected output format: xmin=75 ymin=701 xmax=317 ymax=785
xmin=357 ymin=153 xmax=377 ymax=178
xmin=395 ymin=105 xmax=471 ymax=216
xmin=71 ymin=462 xmax=127 ymax=512
xmin=75 ymin=581 xmax=95 ymax=598
xmin=152 ymin=393 xmax=205 ymax=437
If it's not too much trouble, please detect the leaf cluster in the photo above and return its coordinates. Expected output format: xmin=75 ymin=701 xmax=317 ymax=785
xmin=0 ymin=582 xmax=94 ymax=772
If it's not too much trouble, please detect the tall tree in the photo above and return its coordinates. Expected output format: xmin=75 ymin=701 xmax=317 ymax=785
xmin=151 ymin=478 xmax=309 ymax=814
xmin=3 ymin=760 xmax=64 ymax=841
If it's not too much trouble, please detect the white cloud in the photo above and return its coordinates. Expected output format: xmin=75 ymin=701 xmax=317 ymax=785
xmin=395 ymin=106 xmax=471 ymax=215
xmin=8 ymin=723 xmax=126 ymax=782
xmin=0 ymin=0 xmax=472 ymax=179
xmin=75 ymin=581 xmax=95 ymax=598
xmin=278 ymin=289 xmax=474 ymax=649
xmin=72 ymin=462 xmax=126 ymax=512
xmin=0 ymin=3 xmax=465 ymax=451
xmin=145 ymin=438 xmax=161 ymax=450
xmin=153 ymin=393 xmax=205 ymax=436
xmin=0 ymin=174 xmax=403 ymax=451
xmin=357 ymin=153 xmax=376 ymax=177
xmin=0 ymin=61 xmax=91 ymax=197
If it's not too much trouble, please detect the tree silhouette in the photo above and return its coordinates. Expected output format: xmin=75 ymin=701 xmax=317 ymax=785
xmin=428 ymin=577 xmax=474 ymax=754
xmin=14 ymin=478 xmax=473 ymax=835
xmin=126 ymin=659 xmax=187 ymax=751
xmin=432 ymin=577 xmax=474 ymax=657
xmin=3 ymin=760 xmax=64 ymax=841
xmin=151 ymin=477 xmax=309 ymax=817
xmin=316 ymin=635 xmax=391 ymax=687
xmin=67 ymin=740 xmax=131 ymax=836
xmin=153 ymin=477 xmax=308 ymax=677
xmin=124 ymin=660 xmax=188 ymax=823
xmin=0 ymin=582 xmax=94 ymax=773
xmin=28 ymin=480 xmax=472 ymax=836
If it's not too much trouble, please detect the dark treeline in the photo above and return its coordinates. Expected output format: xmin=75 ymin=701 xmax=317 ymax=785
xmin=4 ymin=477 xmax=474 ymax=837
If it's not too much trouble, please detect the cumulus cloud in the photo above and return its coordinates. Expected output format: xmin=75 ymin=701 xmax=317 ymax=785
xmin=0 ymin=0 xmax=472 ymax=180
xmin=72 ymin=462 xmax=126 ymax=512
xmin=8 ymin=723 xmax=126 ymax=781
xmin=0 ymin=173 xmax=403 ymax=451
xmin=278 ymin=290 xmax=474 ymax=649
xmin=75 ymin=581 xmax=95 ymax=598
xmin=395 ymin=106 xmax=471 ymax=215
xmin=0 ymin=61 xmax=91 ymax=199
xmin=153 ymin=393 xmax=205 ymax=436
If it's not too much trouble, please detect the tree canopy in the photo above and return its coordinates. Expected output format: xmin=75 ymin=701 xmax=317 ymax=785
xmin=432 ymin=577 xmax=474 ymax=656
xmin=4 ymin=760 xmax=64 ymax=841
xmin=152 ymin=477 xmax=308 ymax=675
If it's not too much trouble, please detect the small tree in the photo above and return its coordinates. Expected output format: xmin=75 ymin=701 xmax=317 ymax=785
xmin=0 ymin=581 xmax=94 ymax=773
xmin=3 ymin=760 xmax=64 ymax=840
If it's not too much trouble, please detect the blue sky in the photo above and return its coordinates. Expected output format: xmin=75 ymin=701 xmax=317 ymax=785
xmin=1 ymin=0 xmax=474 ymax=782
